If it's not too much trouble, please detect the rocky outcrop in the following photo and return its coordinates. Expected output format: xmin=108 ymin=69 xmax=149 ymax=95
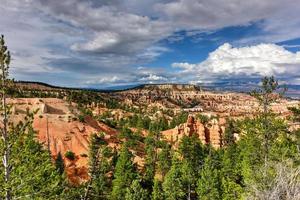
xmin=162 ymin=115 xmax=224 ymax=148
xmin=7 ymin=98 xmax=119 ymax=184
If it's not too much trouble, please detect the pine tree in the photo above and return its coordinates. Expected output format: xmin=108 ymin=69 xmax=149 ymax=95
xmin=151 ymin=179 xmax=164 ymax=200
xmin=125 ymin=179 xmax=149 ymax=200
xmin=111 ymin=145 xmax=137 ymax=200
xmin=84 ymin=133 xmax=113 ymax=200
xmin=143 ymin=129 xmax=162 ymax=187
xmin=157 ymin=141 xmax=172 ymax=179
xmin=162 ymin=156 xmax=185 ymax=200
xmin=196 ymin=156 xmax=221 ymax=200
xmin=0 ymin=113 xmax=65 ymax=199
xmin=250 ymin=76 xmax=285 ymax=166
xmin=178 ymin=135 xmax=206 ymax=199
xmin=221 ymin=177 xmax=243 ymax=200
xmin=0 ymin=34 xmax=11 ymax=200
xmin=55 ymin=152 xmax=65 ymax=175
xmin=220 ymin=143 xmax=243 ymax=199
xmin=223 ymin=119 xmax=237 ymax=146
xmin=144 ymin=134 xmax=156 ymax=185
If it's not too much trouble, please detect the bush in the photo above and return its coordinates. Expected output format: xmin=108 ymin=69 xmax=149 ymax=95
xmin=65 ymin=151 xmax=75 ymax=160
xmin=78 ymin=115 xmax=85 ymax=123
xmin=197 ymin=114 xmax=209 ymax=124
xmin=80 ymin=153 xmax=88 ymax=157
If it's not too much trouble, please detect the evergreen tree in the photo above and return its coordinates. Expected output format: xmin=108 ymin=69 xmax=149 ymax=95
xmin=223 ymin=119 xmax=237 ymax=146
xmin=83 ymin=133 xmax=113 ymax=200
xmin=111 ymin=145 xmax=137 ymax=200
xmin=157 ymin=141 xmax=172 ymax=179
xmin=250 ymin=76 xmax=285 ymax=166
xmin=143 ymin=129 xmax=163 ymax=187
xmin=220 ymin=143 xmax=243 ymax=199
xmin=0 ymin=114 xmax=65 ymax=199
xmin=125 ymin=179 xmax=149 ymax=200
xmin=196 ymin=156 xmax=221 ymax=200
xmin=178 ymin=135 xmax=206 ymax=199
xmin=55 ymin=152 xmax=65 ymax=175
xmin=221 ymin=177 xmax=243 ymax=200
xmin=162 ymin=156 xmax=185 ymax=200
xmin=238 ymin=115 xmax=289 ymax=186
xmin=151 ymin=179 xmax=164 ymax=200
xmin=0 ymin=34 xmax=11 ymax=200
xmin=143 ymin=133 xmax=157 ymax=185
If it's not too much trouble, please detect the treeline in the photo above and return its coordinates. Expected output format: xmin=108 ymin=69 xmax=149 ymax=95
xmin=99 ymin=111 xmax=188 ymax=131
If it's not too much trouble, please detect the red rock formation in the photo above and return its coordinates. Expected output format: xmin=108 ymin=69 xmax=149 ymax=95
xmin=162 ymin=115 xmax=224 ymax=148
xmin=8 ymin=98 xmax=119 ymax=184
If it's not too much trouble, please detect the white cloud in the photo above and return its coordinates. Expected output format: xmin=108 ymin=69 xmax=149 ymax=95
xmin=85 ymin=76 xmax=120 ymax=84
xmin=71 ymin=32 xmax=120 ymax=52
xmin=156 ymin=0 xmax=280 ymax=29
xmin=173 ymin=43 xmax=300 ymax=81
xmin=140 ymin=74 xmax=168 ymax=82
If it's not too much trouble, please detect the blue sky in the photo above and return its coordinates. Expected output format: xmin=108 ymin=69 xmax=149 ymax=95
xmin=1 ymin=0 xmax=300 ymax=88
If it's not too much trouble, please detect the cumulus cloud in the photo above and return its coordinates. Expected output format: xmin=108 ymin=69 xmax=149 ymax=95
xmin=85 ymin=76 xmax=120 ymax=85
xmin=173 ymin=43 xmax=300 ymax=82
xmin=156 ymin=0 xmax=280 ymax=29
xmin=33 ymin=0 xmax=172 ymax=55
xmin=140 ymin=74 xmax=168 ymax=82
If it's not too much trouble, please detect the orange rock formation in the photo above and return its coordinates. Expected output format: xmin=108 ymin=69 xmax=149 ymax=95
xmin=162 ymin=115 xmax=224 ymax=148
xmin=8 ymin=98 xmax=119 ymax=184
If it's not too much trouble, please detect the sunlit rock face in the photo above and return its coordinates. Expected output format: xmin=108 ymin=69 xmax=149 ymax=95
xmin=7 ymin=98 xmax=120 ymax=185
xmin=162 ymin=115 xmax=224 ymax=148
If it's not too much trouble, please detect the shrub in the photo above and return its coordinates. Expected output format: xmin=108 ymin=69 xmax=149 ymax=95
xmin=78 ymin=115 xmax=85 ymax=123
xmin=65 ymin=151 xmax=75 ymax=160
xmin=80 ymin=153 xmax=88 ymax=158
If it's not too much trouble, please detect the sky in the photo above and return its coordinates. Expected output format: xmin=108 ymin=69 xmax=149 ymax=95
xmin=1 ymin=0 xmax=300 ymax=88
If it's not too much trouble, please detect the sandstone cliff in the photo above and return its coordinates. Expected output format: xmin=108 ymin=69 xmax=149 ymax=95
xmin=8 ymin=98 xmax=119 ymax=184
xmin=162 ymin=115 xmax=225 ymax=148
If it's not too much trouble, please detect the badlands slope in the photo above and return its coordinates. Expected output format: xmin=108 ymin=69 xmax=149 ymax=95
xmin=9 ymin=98 xmax=119 ymax=184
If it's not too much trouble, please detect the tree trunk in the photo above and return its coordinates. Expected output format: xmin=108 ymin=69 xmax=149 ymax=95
xmin=187 ymin=184 xmax=191 ymax=200
xmin=1 ymin=65 xmax=11 ymax=200
xmin=82 ymin=147 xmax=101 ymax=200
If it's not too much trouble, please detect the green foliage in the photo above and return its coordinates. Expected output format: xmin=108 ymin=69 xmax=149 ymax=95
xmin=0 ymin=120 xmax=66 ymax=199
xmin=111 ymin=145 xmax=137 ymax=200
xmin=178 ymin=135 xmax=206 ymax=199
xmin=55 ymin=152 xmax=65 ymax=175
xmin=78 ymin=114 xmax=85 ymax=123
xmin=221 ymin=177 xmax=243 ymax=200
xmin=143 ymin=134 xmax=157 ymax=185
xmin=162 ymin=157 xmax=185 ymax=200
xmin=196 ymin=114 xmax=209 ymax=124
xmin=157 ymin=142 xmax=172 ymax=178
xmin=250 ymin=76 xmax=284 ymax=109
xmin=196 ymin=156 xmax=221 ymax=200
xmin=151 ymin=179 xmax=164 ymax=200
xmin=223 ymin=119 xmax=237 ymax=146
xmin=84 ymin=133 xmax=114 ymax=200
xmin=125 ymin=180 xmax=149 ymax=200
xmin=169 ymin=112 xmax=188 ymax=129
xmin=64 ymin=150 xmax=76 ymax=160
xmin=118 ymin=127 xmax=143 ymax=148
xmin=288 ymin=104 xmax=300 ymax=122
